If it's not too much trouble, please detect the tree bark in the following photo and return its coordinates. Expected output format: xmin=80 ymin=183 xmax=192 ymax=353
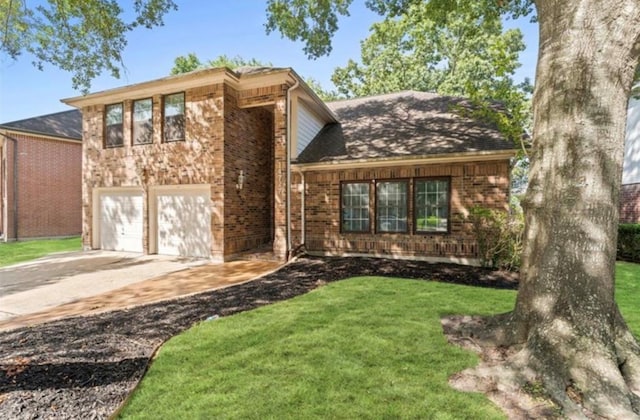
xmin=510 ymin=0 xmax=640 ymax=416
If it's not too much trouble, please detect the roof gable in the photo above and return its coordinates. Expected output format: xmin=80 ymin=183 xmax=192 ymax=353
xmin=0 ymin=109 xmax=82 ymax=140
xmin=296 ymin=91 xmax=516 ymax=164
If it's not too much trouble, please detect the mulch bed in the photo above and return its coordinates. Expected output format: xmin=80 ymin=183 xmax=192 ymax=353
xmin=0 ymin=255 xmax=518 ymax=419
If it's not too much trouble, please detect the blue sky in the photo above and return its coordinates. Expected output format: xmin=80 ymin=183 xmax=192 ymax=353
xmin=0 ymin=1 xmax=538 ymax=123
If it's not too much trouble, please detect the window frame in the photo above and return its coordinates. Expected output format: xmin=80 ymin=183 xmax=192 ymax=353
xmin=162 ymin=92 xmax=186 ymax=143
xmin=413 ymin=177 xmax=452 ymax=235
xmin=104 ymin=102 xmax=124 ymax=149
xmin=340 ymin=181 xmax=372 ymax=234
xmin=374 ymin=179 xmax=410 ymax=234
xmin=132 ymin=97 xmax=154 ymax=146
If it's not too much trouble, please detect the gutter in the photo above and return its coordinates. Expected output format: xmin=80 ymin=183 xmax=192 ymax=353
xmin=301 ymin=172 xmax=305 ymax=245
xmin=0 ymin=125 xmax=81 ymax=143
xmin=0 ymin=132 xmax=18 ymax=240
xmin=293 ymin=149 xmax=518 ymax=172
xmin=285 ymin=78 xmax=300 ymax=259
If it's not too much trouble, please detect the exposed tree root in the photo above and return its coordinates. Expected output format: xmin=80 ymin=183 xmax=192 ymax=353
xmin=442 ymin=314 xmax=640 ymax=419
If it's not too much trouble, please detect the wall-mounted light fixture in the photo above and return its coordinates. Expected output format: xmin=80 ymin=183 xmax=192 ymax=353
xmin=236 ymin=170 xmax=245 ymax=191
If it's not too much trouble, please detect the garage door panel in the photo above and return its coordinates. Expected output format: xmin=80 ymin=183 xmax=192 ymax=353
xmin=100 ymin=193 xmax=143 ymax=253
xmin=157 ymin=190 xmax=211 ymax=258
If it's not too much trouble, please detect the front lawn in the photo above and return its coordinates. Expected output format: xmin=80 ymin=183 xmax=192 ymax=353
xmin=119 ymin=263 xmax=640 ymax=419
xmin=0 ymin=237 xmax=81 ymax=267
xmin=120 ymin=277 xmax=514 ymax=419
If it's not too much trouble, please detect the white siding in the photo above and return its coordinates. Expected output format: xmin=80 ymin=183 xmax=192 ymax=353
xmin=623 ymin=98 xmax=640 ymax=185
xmin=296 ymin=101 xmax=325 ymax=155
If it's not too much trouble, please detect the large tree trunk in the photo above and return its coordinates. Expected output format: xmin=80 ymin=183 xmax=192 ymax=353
xmin=450 ymin=0 xmax=640 ymax=418
xmin=505 ymin=0 xmax=640 ymax=416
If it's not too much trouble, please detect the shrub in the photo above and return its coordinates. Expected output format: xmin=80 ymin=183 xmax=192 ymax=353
xmin=467 ymin=206 xmax=524 ymax=271
xmin=618 ymin=224 xmax=640 ymax=263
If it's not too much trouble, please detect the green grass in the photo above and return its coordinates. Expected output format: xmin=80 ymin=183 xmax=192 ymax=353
xmin=0 ymin=237 xmax=81 ymax=267
xmin=616 ymin=261 xmax=640 ymax=338
xmin=121 ymin=278 xmax=515 ymax=419
xmin=119 ymin=263 xmax=640 ymax=419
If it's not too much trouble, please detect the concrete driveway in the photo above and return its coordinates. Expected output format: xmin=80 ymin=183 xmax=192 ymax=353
xmin=0 ymin=250 xmax=209 ymax=322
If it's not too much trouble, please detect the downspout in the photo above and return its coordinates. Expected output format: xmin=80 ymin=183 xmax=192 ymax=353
xmin=0 ymin=132 xmax=18 ymax=240
xmin=301 ymin=171 xmax=305 ymax=245
xmin=286 ymin=78 xmax=300 ymax=260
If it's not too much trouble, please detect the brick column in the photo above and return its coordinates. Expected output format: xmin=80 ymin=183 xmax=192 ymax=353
xmin=82 ymin=105 xmax=99 ymax=250
xmin=273 ymin=97 xmax=288 ymax=260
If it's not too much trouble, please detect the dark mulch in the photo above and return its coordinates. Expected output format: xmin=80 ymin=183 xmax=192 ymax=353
xmin=0 ymin=255 xmax=518 ymax=419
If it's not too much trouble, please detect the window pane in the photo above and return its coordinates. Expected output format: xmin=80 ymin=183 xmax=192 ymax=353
xmin=133 ymin=98 xmax=153 ymax=145
xmin=376 ymin=181 xmax=407 ymax=232
xmin=415 ymin=179 xmax=450 ymax=233
xmin=164 ymin=92 xmax=185 ymax=141
xmin=341 ymin=182 xmax=370 ymax=232
xmin=105 ymin=103 xmax=123 ymax=148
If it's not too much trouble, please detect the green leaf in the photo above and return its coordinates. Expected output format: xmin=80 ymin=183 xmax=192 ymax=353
xmin=1 ymin=0 xmax=178 ymax=92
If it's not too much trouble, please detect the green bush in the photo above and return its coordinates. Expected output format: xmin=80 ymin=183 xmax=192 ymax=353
xmin=467 ymin=206 xmax=524 ymax=271
xmin=618 ymin=224 xmax=640 ymax=263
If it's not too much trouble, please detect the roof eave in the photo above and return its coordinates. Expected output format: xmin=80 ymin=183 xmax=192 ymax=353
xmin=292 ymin=149 xmax=518 ymax=172
xmin=61 ymin=67 xmax=236 ymax=108
xmin=0 ymin=126 xmax=82 ymax=142
xmin=288 ymin=68 xmax=338 ymax=122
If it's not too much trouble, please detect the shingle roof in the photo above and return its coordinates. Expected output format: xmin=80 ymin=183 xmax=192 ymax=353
xmin=233 ymin=66 xmax=287 ymax=76
xmin=0 ymin=109 xmax=82 ymax=140
xmin=296 ymin=91 xmax=516 ymax=163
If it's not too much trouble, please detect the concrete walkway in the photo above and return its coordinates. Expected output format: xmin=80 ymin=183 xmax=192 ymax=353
xmin=0 ymin=251 xmax=282 ymax=332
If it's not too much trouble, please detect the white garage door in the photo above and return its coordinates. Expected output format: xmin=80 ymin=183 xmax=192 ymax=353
xmin=100 ymin=192 xmax=144 ymax=252
xmin=156 ymin=189 xmax=211 ymax=258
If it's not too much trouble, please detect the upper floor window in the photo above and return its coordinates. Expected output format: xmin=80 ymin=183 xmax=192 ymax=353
xmin=104 ymin=103 xmax=123 ymax=148
xmin=132 ymin=98 xmax=153 ymax=145
xmin=163 ymin=92 xmax=185 ymax=142
xmin=341 ymin=182 xmax=370 ymax=233
xmin=376 ymin=181 xmax=408 ymax=233
xmin=415 ymin=178 xmax=450 ymax=233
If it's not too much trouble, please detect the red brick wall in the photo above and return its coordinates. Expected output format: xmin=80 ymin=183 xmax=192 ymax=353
xmin=223 ymin=85 xmax=274 ymax=256
xmin=297 ymin=160 xmax=510 ymax=262
xmin=81 ymin=84 xmax=226 ymax=257
xmin=81 ymin=81 xmax=290 ymax=260
xmin=237 ymin=84 xmax=289 ymax=259
xmin=620 ymin=183 xmax=640 ymax=223
xmin=2 ymin=133 xmax=81 ymax=239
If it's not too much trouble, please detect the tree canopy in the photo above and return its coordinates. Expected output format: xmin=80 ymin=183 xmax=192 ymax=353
xmin=265 ymin=0 xmax=535 ymax=59
xmin=0 ymin=0 xmax=177 ymax=91
xmin=330 ymin=2 xmax=529 ymax=99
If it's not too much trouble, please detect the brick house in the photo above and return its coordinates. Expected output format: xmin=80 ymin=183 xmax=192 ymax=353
xmin=0 ymin=110 xmax=82 ymax=240
xmin=621 ymin=97 xmax=640 ymax=223
xmin=63 ymin=67 xmax=516 ymax=264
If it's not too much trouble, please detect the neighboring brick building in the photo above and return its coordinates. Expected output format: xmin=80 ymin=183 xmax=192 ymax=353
xmin=0 ymin=110 xmax=82 ymax=240
xmin=621 ymin=98 xmax=640 ymax=223
xmin=63 ymin=67 xmax=516 ymax=264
